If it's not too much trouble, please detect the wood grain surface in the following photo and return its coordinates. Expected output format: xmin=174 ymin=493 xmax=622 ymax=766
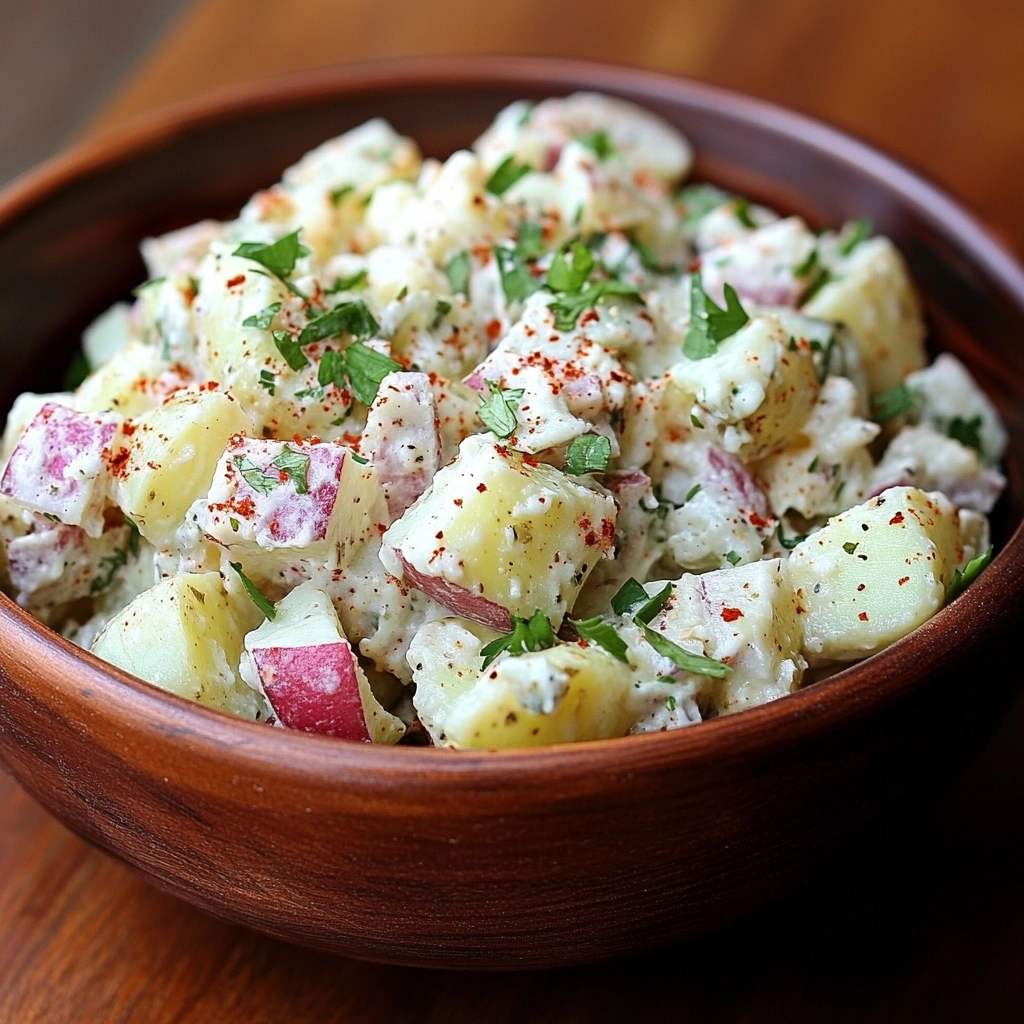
xmin=2 ymin=0 xmax=1024 ymax=1020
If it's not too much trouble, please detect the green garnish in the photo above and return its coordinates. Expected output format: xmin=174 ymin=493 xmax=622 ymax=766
xmin=298 ymin=300 xmax=378 ymax=347
xmin=324 ymin=270 xmax=368 ymax=294
xmin=946 ymin=547 xmax=993 ymax=603
xmin=271 ymin=446 xmax=310 ymax=494
xmin=514 ymin=221 xmax=545 ymax=261
xmin=494 ymin=246 xmax=541 ymax=304
xmin=430 ymin=299 xmax=452 ymax=331
xmin=233 ymin=230 xmax=309 ymax=296
xmin=546 ymin=241 xmax=594 ymax=294
xmin=477 ymin=381 xmax=524 ymax=439
xmin=777 ymin=523 xmax=806 ymax=550
xmin=733 ymin=197 xmax=757 ymax=229
xmin=638 ymin=622 xmax=731 ymax=678
xmin=318 ymin=349 xmax=346 ymax=391
xmin=329 ymin=185 xmax=354 ymax=206
xmin=62 ymin=351 xmax=91 ymax=390
xmin=578 ymin=130 xmax=616 ymax=160
xmin=799 ymin=251 xmax=832 ymax=303
xmin=569 ymin=615 xmax=629 ymax=663
xmin=685 ymin=483 xmax=702 ymax=502
xmin=479 ymin=609 xmax=556 ymax=669
xmin=678 ymin=183 xmax=730 ymax=223
xmin=89 ymin=548 xmax=128 ymax=595
xmin=871 ymin=382 xmax=919 ymax=425
xmin=445 ymin=250 xmax=471 ymax=296
xmin=485 ymin=155 xmax=531 ymax=196
xmin=947 ymin=415 xmax=984 ymax=455
xmin=564 ymin=434 xmax=612 ymax=475
xmin=131 ymin=276 xmax=166 ymax=298
xmin=343 ymin=342 xmax=402 ymax=405
xmin=259 ymin=370 xmax=276 ymax=395
xmin=725 ymin=550 xmax=742 ymax=566
xmin=839 ymin=218 xmax=872 ymax=256
xmin=683 ymin=271 xmax=750 ymax=360
xmin=233 ymin=456 xmax=278 ymax=495
xmin=548 ymin=279 xmax=644 ymax=332
xmin=272 ymin=330 xmax=309 ymax=372
xmin=808 ymin=456 xmax=819 ymax=473
xmin=124 ymin=516 xmax=141 ymax=559
xmin=611 ymin=577 xmax=649 ymax=617
xmin=690 ymin=412 xmax=704 ymax=429
xmin=843 ymin=542 xmax=859 ymax=555
xmin=809 ymin=334 xmax=836 ymax=383
xmin=230 ymin=562 xmax=276 ymax=620
xmin=242 ymin=302 xmax=281 ymax=330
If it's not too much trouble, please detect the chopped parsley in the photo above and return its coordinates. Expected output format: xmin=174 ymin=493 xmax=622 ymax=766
xmin=242 ymin=302 xmax=281 ymax=330
xmin=485 ymin=155 xmax=531 ymax=196
xmin=343 ymin=342 xmax=402 ymax=405
xmin=124 ymin=516 xmax=141 ymax=559
xmin=564 ymin=434 xmax=612 ymax=475
xmin=445 ymin=250 xmax=470 ymax=296
xmin=843 ymin=541 xmax=859 ymax=555
xmin=610 ymin=578 xmax=673 ymax=625
xmin=797 ymin=249 xmax=831 ymax=303
xmin=494 ymin=245 xmax=541 ymax=304
xmin=839 ymin=218 xmax=872 ymax=256
xmin=299 ymin=300 xmax=378 ymax=347
xmin=946 ymin=547 xmax=993 ymax=603
xmin=324 ymin=269 xmax=368 ymax=294
xmin=318 ymin=349 xmax=346 ymax=390
xmin=329 ymin=185 xmax=354 ymax=206
xmin=678 ymin=183 xmax=730 ymax=223
xmin=479 ymin=609 xmax=556 ymax=669
xmin=809 ymin=334 xmax=837 ymax=383
xmin=685 ymin=483 xmax=702 ymax=502
xmin=547 ymin=241 xmax=595 ymax=293
xmin=477 ymin=381 xmax=524 ymax=439
xmin=871 ymin=382 xmax=919 ymax=425
xmin=62 ymin=351 xmax=91 ymax=390
xmin=233 ymin=456 xmax=278 ymax=495
xmin=514 ymin=221 xmax=545 ymax=261
xmin=733 ymin=197 xmax=757 ymax=229
xmin=683 ymin=271 xmax=750 ymax=360
xmin=271 ymin=446 xmax=310 ymax=494
xmin=259 ymin=369 xmax=276 ymax=395
xmin=725 ymin=550 xmax=742 ymax=566
xmin=131 ymin=276 xmax=166 ymax=298
xmin=430 ymin=299 xmax=452 ymax=331
xmin=947 ymin=415 xmax=984 ymax=455
xmin=230 ymin=562 xmax=276 ymax=620
xmin=272 ymin=331 xmax=309 ymax=372
xmin=808 ymin=456 xmax=820 ymax=473
xmin=89 ymin=547 xmax=128 ymax=594
xmin=777 ymin=523 xmax=806 ymax=550
xmin=639 ymin=622 xmax=731 ymax=678
xmin=578 ymin=130 xmax=616 ymax=160
xmin=569 ymin=615 xmax=628 ymax=662
xmin=233 ymin=230 xmax=309 ymax=297
xmin=544 ymin=241 xmax=645 ymax=331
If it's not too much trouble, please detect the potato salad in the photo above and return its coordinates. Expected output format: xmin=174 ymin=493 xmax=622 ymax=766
xmin=0 ymin=94 xmax=1003 ymax=748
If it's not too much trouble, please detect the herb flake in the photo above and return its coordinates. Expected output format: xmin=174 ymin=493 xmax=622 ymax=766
xmin=230 ymin=562 xmax=276 ymax=620
xmin=564 ymin=434 xmax=612 ymax=475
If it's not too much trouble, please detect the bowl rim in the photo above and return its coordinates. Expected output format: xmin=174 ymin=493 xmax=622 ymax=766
xmin=2 ymin=54 xmax=1023 ymax=783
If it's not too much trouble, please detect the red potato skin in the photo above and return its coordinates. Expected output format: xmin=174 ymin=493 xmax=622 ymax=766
xmin=252 ymin=642 xmax=371 ymax=741
xmin=396 ymin=552 xmax=513 ymax=632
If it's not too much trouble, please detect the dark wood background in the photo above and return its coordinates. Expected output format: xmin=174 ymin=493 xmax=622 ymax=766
xmin=2 ymin=1 xmax=1023 ymax=1020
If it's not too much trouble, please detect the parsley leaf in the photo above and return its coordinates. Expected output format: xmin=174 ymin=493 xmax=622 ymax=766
xmin=611 ymin=578 xmax=649 ymax=617
xmin=797 ymin=249 xmax=832 ymax=303
xmin=125 ymin=516 xmax=141 ymax=559
xmin=324 ymin=269 xmax=368 ymax=294
xmin=514 ymin=221 xmax=545 ymax=261
xmin=638 ymin=622 xmax=731 ymax=677
xmin=299 ymin=300 xmax=378 ymax=347
xmin=683 ymin=272 xmax=750 ymax=359
xmin=494 ymin=245 xmax=541 ymax=304
xmin=343 ymin=342 xmax=402 ymax=405
xmin=446 ymin=250 xmax=470 ymax=296
xmin=477 ymin=381 xmax=524 ymax=438
xmin=634 ymin=582 xmax=674 ymax=625
xmin=871 ymin=382 xmax=919 ymax=424
xmin=776 ymin=523 xmax=806 ymax=550
xmin=62 ymin=351 xmax=91 ymax=390
xmin=485 ymin=155 xmax=531 ymax=196
xmin=329 ymin=185 xmax=354 ymax=206
xmin=946 ymin=547 xmax=993 ymax=603
xmin=733 ymin=197 xmax=757 ymax=229
xmin=631 ymin=237 xmax=672 ymax=274
xmin=242 ymin=302 xmax=281 ymax=330
xmin=272 ymin=330 xmax=309 ymax=372
xmin=678 ymin=183 xmax=730 ymax=223
xmin=89 ymin=547 xmax=128 ymax=594
xmin=230 ymin=562 xmax=276 ymax=620
xmin=131 ymin=276 xmax=166 ymax=298
xmin=546 ymin=241 xmax=594 ymax=294
xmin=578 ymin=130 xmax=616 ymax=160
xmin=839 ymin=218 xmax=872 ymax=256
xmin=725 ymin=550 xmax=742 ymax=566
xmin=233 ymin=456 xmax=278 ymax=495
xmin=272 ymin=446 xmax=310 ymax=494
xmin=259 ymin=369 xmax=276 ymax=395
xmin=430 ymin=299 xmax=452 ymax=331
xmin=569 ymin=616 xmax=629 ymax=663
xmin=233 ymin=230 xmax=309 ymax=294
xmin=843 ymin=541 xmax=859 ymax=554
xmin=947 ymin=415 xmax=984 ymax=455
xmin=564 ymin=434 xmax=612 ymax=475
xmin=479 ymin=609 xmax=556 ymax=669
xmin=548 ymin=279 xmax=643 ymax=332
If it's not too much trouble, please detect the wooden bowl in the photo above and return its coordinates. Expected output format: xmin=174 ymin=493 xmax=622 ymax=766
xmin=0 ymin=57 xmax=1022 ymax=971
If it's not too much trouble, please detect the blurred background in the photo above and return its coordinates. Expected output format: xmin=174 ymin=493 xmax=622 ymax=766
xmin=2 ymin=2 xmax=1023 ymax=1021
xmin=3 ymin=0 xmax=1022 ymax=251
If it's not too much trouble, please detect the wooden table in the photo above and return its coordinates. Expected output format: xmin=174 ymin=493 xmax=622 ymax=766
xmin=3 ymin=1 xmax=1024 ymax=1019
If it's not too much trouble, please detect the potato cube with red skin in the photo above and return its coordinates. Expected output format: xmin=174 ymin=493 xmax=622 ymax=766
xmin=380 ymin=433 xmax=617 ymax=631
xmin=0 ymin=403 xmax=120 ymax=538
xmin=361 ymin=371 xmax=441 ymax=518
xmin=190 ymin=435 xmax=386 ymax=569
xmin=239 ymin=581 xmax=404 ymax=743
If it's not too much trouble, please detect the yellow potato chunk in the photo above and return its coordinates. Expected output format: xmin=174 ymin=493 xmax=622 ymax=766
xmin=112 ymin=389 xmax=251 ymax=548
xmin=91 ymin=571 xmax=265 ymax=719
xmin=788 ymin=486 xmax=960 ymax=662
xmin=802 ymin=237 xmax=926 ymax=394
xmin=408 ymin=619 xmax=636 ymax=748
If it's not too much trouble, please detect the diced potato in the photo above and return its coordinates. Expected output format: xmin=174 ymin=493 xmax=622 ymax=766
xmin=82 ymin=302 xmax=135 ymax=368
xmin=665 ymin=314 xmax=819 ymax=459
xmin=91 ymin=571 xmax=266 ymax=718
xmin=75 ymin=339 xmax=193 ymax=417
xmin=0 ymin=402 xmax=121 ymax=538
xmin=408 ymin=619 xmax=637 ymax=748
xmin=239 ymin=581 xmax=404 ymax=743
xmin=380 ymin=434 xmax=617 ymax=630
xmin=802 ymin=236 xmax=926 ymax=394
xmin=112 ymin=389 xmax=251 ymax=548
xmin=188 ymin=435 xmax=386 ymax=569
xmin=788 ymin=486 xmax=960 ymax=662
xmin=642 ymin=559 xmax=805 ymax=715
